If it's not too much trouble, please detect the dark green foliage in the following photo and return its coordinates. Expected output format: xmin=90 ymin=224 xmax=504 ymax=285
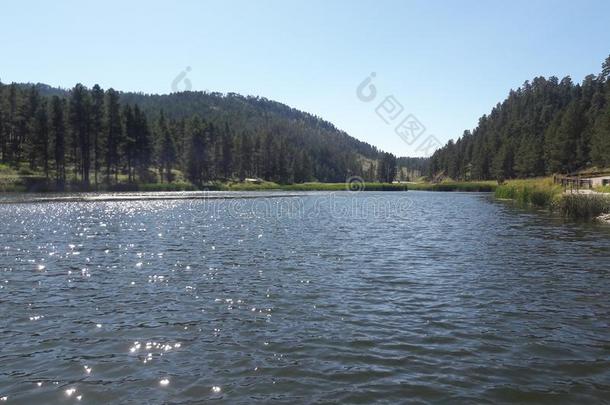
xmin=69 ymin=84 xmax=92 ymax=187
xmin=122 ymin=105 xmax=137 ymax=183
xmin=0 ymin=79 xmax=405 ymax=190
xmin=90 ymin=84 xmax=104 ymax=186
xmin=221 ymin=122 xmax=233 ymax=180
xmin=156 ymin=112 xmax=176 ymax=183
xmin=51 ymin=96 xmax=66 ymax=189
xmin=377 ymin=152 xmax=397 ymax=183
xmin=185 ymin=116 xmax=206 ymax=185
xmin=133 ymin=105 xmax=153 ymax=181
xmin=591 ymin=100 xmax=610 ymax=167
xmin=431 ymin=55 xmax=610 ymax=180
xmin=33 ymin=98 xmax=49 ymax=178
xmin=105 ymin=88 xmax=122 ymax=184
xmin=396 ymin=157 xmax=430 ymax=180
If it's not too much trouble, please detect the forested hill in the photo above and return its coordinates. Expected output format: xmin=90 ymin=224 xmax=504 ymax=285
xmin=429 ymin=55 xmax=610 ymax=181
xmin=119 ymin=90 xmax=384 ymax=178
xmin=0 ymin=81 xmax=402 ymax=190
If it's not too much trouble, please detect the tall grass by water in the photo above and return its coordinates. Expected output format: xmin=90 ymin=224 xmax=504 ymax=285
xmin=495 ymin=177 xmax=610 ymax=220
xmin=408 ymin=181 xmax=497 ymax=192
xmin=559 ymin=194 xmax=610 ymax=219
xmin=494 ymin=178 xmax=562 ymax=208
xmin=282 ymin=182 xmax=407 ymax=191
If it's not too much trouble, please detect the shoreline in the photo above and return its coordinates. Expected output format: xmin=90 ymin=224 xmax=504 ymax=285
xmin=0 ymin=180 xmax=499 ymax=194
xmin=0 ymin=191 xmax=313 ymax=205
xmin=494 ymin=178 xmax=610 ymax=221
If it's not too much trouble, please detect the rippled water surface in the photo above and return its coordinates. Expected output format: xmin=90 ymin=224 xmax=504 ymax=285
xmin=1 ymin=191 xmax=609 ymax=404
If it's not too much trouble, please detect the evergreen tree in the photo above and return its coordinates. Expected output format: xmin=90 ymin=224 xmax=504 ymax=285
xmin=123 ymin=105 xmax=137 ymax=183
xmin=491 ymin=142 xmax=514 ymax=181
xmin=90 ymin=84 xmax=105 ymax=187
xmin=33 ymin=99 xmax=50 ymax=178
xmin=6 ymin=84 xmax=18 ymax=165
xmin=133 ymin=105 xmax=153 ymax=181
xmin=51 ymin=96 xmax=66 ymax=189
xmin=238 ymin=132 xmax=253 ymax=180
xmin=20 ymin=86 xmax=40 ymax=168
xmin=221 ymin=122 xmax=233 ymax=180
xmin=591 ymin=102 xmax=610 ymax=167
xmin=156 ymin=111 xmax=176 ymax=182
xmin=185 ymin=116 xmax=206 ymax=185
xmin=377 ymin=152 xmax=397 ymax=182
xmin=545 ymin=101 xmax=582 ymax=173
xmin=0 ymin=82 xmax=6 ymax=163
xmin=69 ymin=84 xmax=92 ymax=187
xmin=105 ymin=88 xmax=122 ymax=184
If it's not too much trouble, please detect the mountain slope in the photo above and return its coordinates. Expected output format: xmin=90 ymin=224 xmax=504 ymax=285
xmin=429 ymin=55 xmax=610 ymax=181
xmin=1 ymin=82 xmax=400 ymax=189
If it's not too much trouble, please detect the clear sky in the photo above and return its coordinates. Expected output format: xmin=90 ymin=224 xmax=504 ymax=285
xmin=2 ymin=0 xmax=609 ymax=156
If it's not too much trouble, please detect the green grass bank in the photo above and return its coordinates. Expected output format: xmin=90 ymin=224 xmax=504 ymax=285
xmin=494 ymin=177 xmax=610 ymax=220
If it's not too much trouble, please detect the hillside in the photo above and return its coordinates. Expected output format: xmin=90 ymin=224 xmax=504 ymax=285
xmin=429 ymin=55 xmax=610 ymax=181
xmin=0 ymin=82 xmax=403 ymax=190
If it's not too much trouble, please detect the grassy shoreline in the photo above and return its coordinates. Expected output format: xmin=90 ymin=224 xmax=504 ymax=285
xmin=0 ymin=180 xmax=409 ymax=193
xmin=0 ymin=163 xmax=498 ymax=193
xmin=3 ymin=170 xmax=609 ymax=221
xmin=0 ymin=179 xmax=501 ymax=193
xmin=1 ymin=163 xmax=500 ymax=194
xmin=494 ymin=177 xmax=610 ymax=220
xmin=407 ymin=181 xmax=497 ymax=192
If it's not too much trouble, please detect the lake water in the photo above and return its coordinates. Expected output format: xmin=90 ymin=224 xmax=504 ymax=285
xmin=1 ymin=191 xmax=609 ymax=404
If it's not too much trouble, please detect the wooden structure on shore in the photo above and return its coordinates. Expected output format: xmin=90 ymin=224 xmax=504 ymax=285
xmin=554 ymin=171 xmax=610 ymax=191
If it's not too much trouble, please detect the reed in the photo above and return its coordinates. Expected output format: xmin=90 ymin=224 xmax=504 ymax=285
xmin=408 ymin=181 xmax=497 ymax=192
xmin=494 ymin=178 xmax=561 ymax=208
xmin=280 ymin=182 xmax=407 ymax=191
xmin=559 ymin=194 xmax=610 ymax=219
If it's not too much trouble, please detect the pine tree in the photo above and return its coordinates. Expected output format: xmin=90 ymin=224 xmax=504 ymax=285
xmin=20 ymin=86 xmax=40 ymax=168
xmin=51 ymin=96 xmax=66 ymax=190
xmin=123 ymin=105 xmax=136 ymax=183
xmin=105 ymin=89 xmax=122 ymax=184
xmin=514 ymin=134 xmax=543 ymax=177
xmin=185 ymin=116 xmax=206 ymax=185
xmin=591 ymin=102 xmax=610 ymax=167
xmin=70 ymin=84 xmax=92 ymax=187
xmin=34 ymin=99 xmax=50 ymax=179
xmin=156 ymin=111 xmax=176 ymax=183
xmin=221 ymin=123 xmax=233 ymax=180
xmin=0 ymin=82 xmax=6 ymax=163
xmin=293 ymin=150 xmax=313 ymax=183
xmin=90 ymin=85 xmax=105 ymax=187
xmin=545 ymin=101 xmax=582 ymax=173
xmin=238 ymin=133 xmax=253 ymax=180
xmin=491 ymin=142 xmax=514 ymax=181
xmin=377 ymin=152 xmax=397 ymax=182
xmin=133 ymin=105 xmax=153 ymax=181
xmin=600 ymin=54 xmax=610 ymax=82
xmin=6 ymin=84 xmax=18 ymax=165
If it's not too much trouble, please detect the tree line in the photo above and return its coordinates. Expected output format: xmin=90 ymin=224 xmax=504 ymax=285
xmin=429 ymin=55 xmax=610 ymax=181
xmin=0 ymin=82 xmax=401 ymax=190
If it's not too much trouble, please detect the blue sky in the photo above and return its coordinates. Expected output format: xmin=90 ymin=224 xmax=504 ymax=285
xmin=2 ymin=0 xmax=609 ymax=156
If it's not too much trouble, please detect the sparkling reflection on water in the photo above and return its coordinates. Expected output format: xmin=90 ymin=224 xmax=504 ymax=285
xmin=0 ymin=191 xmax=609 ymax=404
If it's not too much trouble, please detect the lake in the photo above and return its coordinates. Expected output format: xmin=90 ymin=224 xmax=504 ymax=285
xmin=0 ymin=191 xmax=609 ymax=404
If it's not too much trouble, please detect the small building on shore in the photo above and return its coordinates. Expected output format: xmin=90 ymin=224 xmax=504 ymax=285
xmin=554 ymin=171 xmax=610 ymax=189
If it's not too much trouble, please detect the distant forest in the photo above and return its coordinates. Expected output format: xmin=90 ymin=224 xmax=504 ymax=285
xmin=0 ymin=82 xmax=402 ymax=190
xmin=429 ymin=55 xmax=610 ymax=181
